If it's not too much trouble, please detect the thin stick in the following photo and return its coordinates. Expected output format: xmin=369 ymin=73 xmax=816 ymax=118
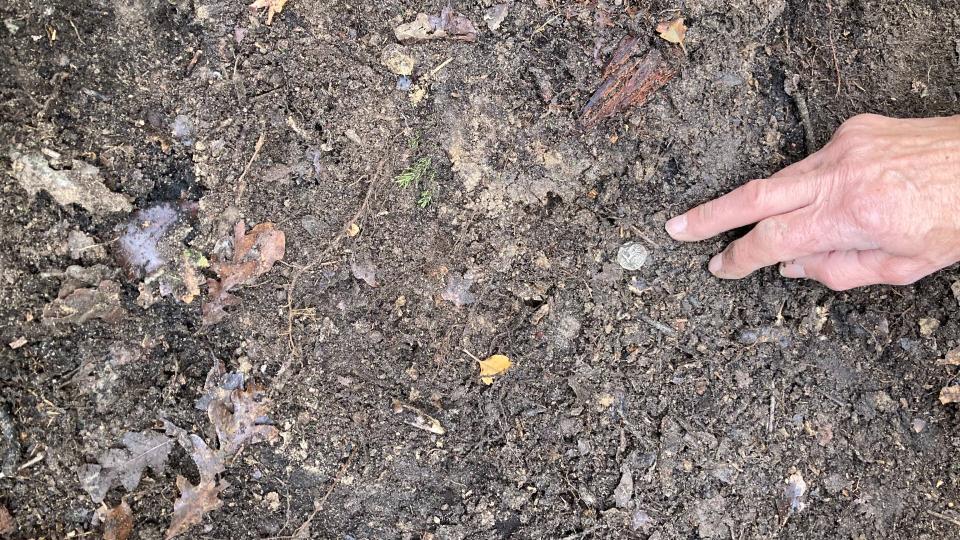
xmin=928 ymin=510 xmax=960 ymax=528
xmin=69 ymin=20 xmax=84 ymax=45
xmin=235 ymin=132 xmax=266 ymax=204
xmin=424 ymin=58 xmax=453 ymax=81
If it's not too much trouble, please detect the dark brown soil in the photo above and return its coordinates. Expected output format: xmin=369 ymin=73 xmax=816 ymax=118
xmin=2 ymin=1 xmax=960 ymax=538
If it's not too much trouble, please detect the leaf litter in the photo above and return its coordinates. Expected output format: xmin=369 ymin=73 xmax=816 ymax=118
xmin=202 ymin=221 xmax=285 ymax=325
xmin=478 ymin=354 xmax=512 ymax=385
xmin=249 ymin=0 xmax=288 ymax=25
xmin=117 ymin=202 xmax=206 ymax=307
xmin=164 ymin=432 xmax=228 ymax=539
xmin=77 ymin=430 xmax=174 ymax=503
xmin=441 ymin=271 xmax=476 ymax=306
xmin=656 ymin=18 xmax=688 ymax=53
xmin=199 ymin=359 xmax=280 ymax=455
xmin=395 ymin=7 xmax=478 ymax=43
xmin=391 ymin=399 xmax=445 ymax=435
xmin=95 ymin=500 xmax=133 ymax=540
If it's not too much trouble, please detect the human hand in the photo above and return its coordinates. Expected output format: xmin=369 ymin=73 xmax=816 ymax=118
xmin=664 ymin=114 xmax=960 ymax=290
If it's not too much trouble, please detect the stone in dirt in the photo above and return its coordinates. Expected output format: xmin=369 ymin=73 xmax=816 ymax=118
xmin=42 ymin=279 xmax=126 ymax=325
xmin=9 ymin=149 xmax=132 ymax=215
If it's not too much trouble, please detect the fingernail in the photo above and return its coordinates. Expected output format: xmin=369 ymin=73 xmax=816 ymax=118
xmin=708 ymin=253 xmax=723 ymax=274
xmin=665 ymin=215 xmax=687 ymax=238
xmin=780 ymin=261 xmax=805 ymax=278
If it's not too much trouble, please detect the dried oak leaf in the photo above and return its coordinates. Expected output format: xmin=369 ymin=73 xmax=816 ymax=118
xmin=77 ymin=430 xmax=173 ymax=503
xmin=208 ymin=381 xmax=279 ymax=456
xmin=249 ymin=0 xmax=288 ymax=25
xmin=165 ymin=435 xmax=227 ymax=539
xmin=395 ymin=7 xmax=478 ymax=42
xmin=96 ymin=501 xmax=134 ymax=540
xmin=202 ymin=221 xmax=285 ymax=325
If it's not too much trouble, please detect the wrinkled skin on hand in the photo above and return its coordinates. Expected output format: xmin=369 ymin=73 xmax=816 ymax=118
xmin=665 ymin=114 xmax=960 ymax=290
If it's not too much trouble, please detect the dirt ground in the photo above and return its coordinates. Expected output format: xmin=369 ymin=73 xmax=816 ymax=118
xmin=2 ymin=0 xmax=960 ymax=538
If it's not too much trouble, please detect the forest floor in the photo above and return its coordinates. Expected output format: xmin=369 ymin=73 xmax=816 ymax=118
xmin=2 ymin=1 xmax=960 ymax=539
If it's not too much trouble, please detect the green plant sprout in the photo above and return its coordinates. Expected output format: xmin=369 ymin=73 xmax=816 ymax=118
xmin=395 ymin=157 xmax=432 ymax=189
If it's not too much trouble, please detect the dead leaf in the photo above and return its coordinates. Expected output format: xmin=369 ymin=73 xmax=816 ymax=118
xmin=202 ymin=221 xmax=285 ymax=325
xmin=395 ymin=7 xmax=478 ymax=43
xmin=249 ymin=0 xmax=288 ymax=25
xmin=391 ymin=399 xmax=445 ymax=434
xmin=478 ymin=354 xmax=512 ymax=384
xmin=8 ymin=337 xmax=26 ymax=349
xmin=0 ymin=505 xmax=12 ymax=536
xmin=42 ymin=279 xmax=126 ymax=325
xmin=346 ymin=223 xmax=361 ymax=237
xmin=77 ymin=430 xmax=174 ymax=503
xmin=165 ymin=435 xmax=227 ymax=539
xmin=207 ymin=381 xmax=279 ymax=455
xmin=656 ymin=18 xmax=687 ymax=53
xmin=97 ymin=501 xmax=134 ymax=540
xmin=939 ymin=386 xmax=960 ymax=405
xmin=580 ymin=37 xmax=677 ymax=128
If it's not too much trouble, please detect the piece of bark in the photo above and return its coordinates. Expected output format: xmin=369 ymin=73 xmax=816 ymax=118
xmin=580 ymin=37 xmax=677 ymax=128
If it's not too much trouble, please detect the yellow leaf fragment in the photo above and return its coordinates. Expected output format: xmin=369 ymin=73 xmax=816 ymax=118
xmin=656 ymin=18 xmax=687 ymax=53
xmin=347 ymin=223 xmax=361 ymax=237
xmin=939 ymin=385 xmax=960 ymax=405
xmin=478 ymin=354 xmax=512 ymax=384
xmin=249 ymin=0 xmax=288 ymax=25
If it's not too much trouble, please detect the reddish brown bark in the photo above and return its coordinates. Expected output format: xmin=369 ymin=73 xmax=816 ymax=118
xmin=580 ymin=37 xmax=677 ymax=128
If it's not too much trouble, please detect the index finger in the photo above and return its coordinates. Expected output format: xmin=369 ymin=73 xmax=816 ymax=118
xmin=665 ymin=174 xmax=819 ymax=242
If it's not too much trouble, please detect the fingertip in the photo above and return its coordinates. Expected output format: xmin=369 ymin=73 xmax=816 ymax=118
xmin=665 ymin=214 xmax=688 ymax=239
xmin=708 ymin=253 xmax=723 ymax=275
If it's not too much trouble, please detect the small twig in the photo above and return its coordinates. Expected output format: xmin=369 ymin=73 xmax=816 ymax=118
xmin=278 ymin=163 xmax=384 ymax=386
xmin=423 ymin=58 xmax=453 ymax=82
xmin=532 ymin=13 xmax=559 ymax=35
xmin=928 ymin=510 xmax=960 ymax=528
xmin=17 ymin=452 xmax=45 ymax=472
xmin=767 ymin=392 xmax=776 ymax=433
xmin=69 ymin=20 xmax=84 ymax=45
xmin=235 ymin=132 xmax=265 ymax=204
xmin=638 ymin=314 xmax=676 ymax=337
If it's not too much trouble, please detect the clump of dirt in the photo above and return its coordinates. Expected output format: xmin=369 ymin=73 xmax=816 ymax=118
xmin=2 ymin=0 xmax=960 ymax=538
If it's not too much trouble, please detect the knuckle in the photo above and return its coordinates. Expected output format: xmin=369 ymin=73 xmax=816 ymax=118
xmin=741 ymin=179 xmax=769 ymax=207
xmin=844 ymin=191 xmax=891 ymax=235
